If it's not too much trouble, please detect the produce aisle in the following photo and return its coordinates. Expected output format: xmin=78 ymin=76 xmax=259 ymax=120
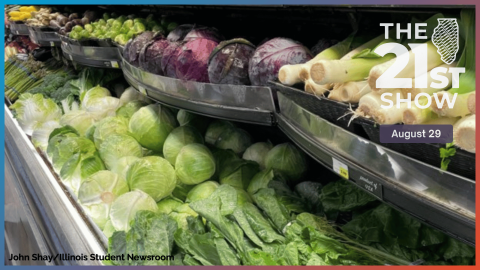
xmin=4 ymin=5 xmax=475 ymax=266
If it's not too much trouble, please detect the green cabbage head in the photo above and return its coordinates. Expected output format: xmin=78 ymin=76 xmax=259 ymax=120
xmin=126 ymin=156 xmax=177 ymax=202
xmin=175 ymin=143 xmax=215 ymax=185
xmin=128 ymin=104 xmax=178 ymax=152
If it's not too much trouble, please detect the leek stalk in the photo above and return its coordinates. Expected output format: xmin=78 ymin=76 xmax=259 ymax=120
xmin=453 ymin=114 xmax=475 ymax=153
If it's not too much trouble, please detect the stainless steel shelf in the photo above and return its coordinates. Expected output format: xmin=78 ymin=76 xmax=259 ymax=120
xmin=9 ymin=22 xmax=29 ymax=36
xmin=61 ymin=42 xmax=122 ymax=69
xmin=4 ymin=106 xmax=106 ymax=265
xmin=121 ymin=56 xmax=276 ymax=126
xmin=275 ymin=92 xmax=475 ymax=246
xmin=28 ymin=26 xmax=61 ymax=47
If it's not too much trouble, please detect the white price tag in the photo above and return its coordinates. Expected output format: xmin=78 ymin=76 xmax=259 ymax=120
xmin=332 ymin=158 xmax=349 ymax=179
xmin=138 ymin=86 xmax=147 ymax=96
xmin=111 ymin=61 xmax=119 ymax=68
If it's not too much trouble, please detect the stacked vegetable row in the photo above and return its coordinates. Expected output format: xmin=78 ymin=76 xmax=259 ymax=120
xmin=8 ymin=80 xmax=474 ymax=265
xmin=278 ymin=11 xmax=475 ymax=155
xmin=124 ymin=24 xmax=313 ymax=86
xmin=65 ymin=12 xmax=177 ymax=45
xmin=7 ymin=6 xmax=37 ymax=22
xmin=4 ymin=56 xmax=64 ymax=101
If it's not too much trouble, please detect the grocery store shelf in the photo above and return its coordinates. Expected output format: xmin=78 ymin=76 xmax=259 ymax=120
xmin=28 ymin=26 xmax=61 ymax=47
xmin=275 ymin=93 xmax=475 ymax=246
xmin=121 ymin=56 xmax=276 ymax=126
xmin=4 ymin=106 xmax=106 ymax=265
xmin=61 ymin=42 xmax=122 ymax=69
xmin=9 ymin=22 xmax=29 ymax=36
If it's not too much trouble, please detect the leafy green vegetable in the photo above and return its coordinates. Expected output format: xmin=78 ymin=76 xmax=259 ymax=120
xmin=128 ymin=104 xmax=178 ymax=152
xmin=214 ymin=127 xmax=252 ymax=155
xmin=242 ymin=141 xmax=273 ymax=169
xmin=264 ymin=143 xmax=307 ymax=184
xmin=175 ymin=143 xmax=216 ymax=185
xmin=109 ymin=190 xmax=158 ymax=232
xmin=78 ymin=170 xmax=129 ymax=229
xmin=10 ymin=93 xmax=62 ymax=136
xmin=93 ymin=116 xmax=130 ymax=149
xmin=109 ymin=210 xmax=177 ymax=265
xmin=186 ymin=181 xmax=219 ymax=203
xmin=219 ymin=159 xmax=259 ymax=189
xmin=99 ymin=134 xmax=143 ymax=170
xmin=163 ymin=126 xmax=204 ymax=165
xmin=177 ymin=109 xmax=211 ymax=134
xmin=205 ymin=120 xmax=235 ymax=145
xmin=126 ymin=156 xmax=177 ymax=202
xmin=439 ymin=142 xmax=456 ymax=171
xmin=320 ymin=180 xmax=378 ymax=218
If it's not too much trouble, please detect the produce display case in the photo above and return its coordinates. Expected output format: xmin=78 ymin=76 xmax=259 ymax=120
xmin=276 ymin=92 xmax=475 ymax=245
xmin=122 ymin=56 xmax=277 ymax=125
xmin=9 ymin=21 xmax=29 ymax=36
xmin=27 ymin=26 xmax=61 ymax=47
xmin=60 ymin=39 xmax=122 ymax=69
xmin=4 ymin=3 xmax=476 ymax=266
xmin=4 ymin=106 xmax=106 ymax=265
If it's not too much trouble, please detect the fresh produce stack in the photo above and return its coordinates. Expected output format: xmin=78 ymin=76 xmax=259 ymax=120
xmin=5 ymin=36 xmax=39 ymax=60
xmin=64 ymin=12 xmax=178 ymax=46
xmin=277 ymin=11 xmax=475 ymax=156
xmin=4 ymin=56 xmax=64 ymax=101
xmin=25 ymin=7 xmax=65 ymax=27
xmin=124 ymin=24 xmax=313 ymax=86
xmin=8 ymin=78 xmax=474 ymax=265
xmin=7 ymin=5 xmax=37 ymax=22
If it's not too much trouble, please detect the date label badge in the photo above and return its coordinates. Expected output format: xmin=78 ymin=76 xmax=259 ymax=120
xmin=380 ymin=125 xmax=453 ymax=143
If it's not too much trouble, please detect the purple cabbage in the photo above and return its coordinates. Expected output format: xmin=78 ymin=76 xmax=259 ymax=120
xmin=167 ymin=24 xmax=195 ymax=42
xmin=208 ymin=38 xmax=256 ymax=85
xmin=175 ymin=38 xmax=219 ymax=83
xmin=161 ymin=41 xmax=182 ymax=78
xmin=139 ymin=35 xmax=170 ymax=75
xmin=184 ymin=26 xmax=224 ymax=43
xmin=124 ymin=31 xmax=155 ymax=67
xmin=248 ymin=37 xmax=312 ymax=86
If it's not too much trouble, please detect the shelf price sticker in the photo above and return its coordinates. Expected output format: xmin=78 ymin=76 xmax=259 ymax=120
xmin=50 ymin=41 xmax=55 ymax=47
xmin=332 ymin=158 xmax=349 ymax=180
xmin=111 ymin=61 xmax=120 ymax=68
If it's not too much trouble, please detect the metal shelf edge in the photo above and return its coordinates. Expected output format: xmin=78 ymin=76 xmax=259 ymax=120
xmin=123 ymin=70 xmax=276 ymax=126
xmin=276 ymin=114 xmax=475 ymax=246
xmin=4 ymin=106 xmax=107 ymax=264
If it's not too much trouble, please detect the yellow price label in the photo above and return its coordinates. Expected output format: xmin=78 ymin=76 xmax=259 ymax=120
xmin=111 ymin=61 xmax=119 ymax=68
xmin=332 ymin=158 xmax=349 ymax=180
xmin=339 ymin=167 xmax=349 ymax=179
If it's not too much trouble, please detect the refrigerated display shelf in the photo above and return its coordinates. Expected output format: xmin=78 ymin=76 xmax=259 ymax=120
xmin=121 ymin=56 xmax=276 ymax=126
xmin=4 ymin=106 xmax=106 ymax=265
xmin=28 ymin=26 xmax=61 ymax=47
xmin=275 ymin=92 xmax=475 ymax=246
xmin=61 ymin=42 xmax=122 ymax=69
xmin=9 ymin=21 xmax=29 ymax=36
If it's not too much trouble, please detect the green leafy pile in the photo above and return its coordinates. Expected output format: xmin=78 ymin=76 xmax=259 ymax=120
xmin=319 ymin=180 xmax=475 ymax=265
xmin=108 ymin=183 xmax=411 ymax=266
